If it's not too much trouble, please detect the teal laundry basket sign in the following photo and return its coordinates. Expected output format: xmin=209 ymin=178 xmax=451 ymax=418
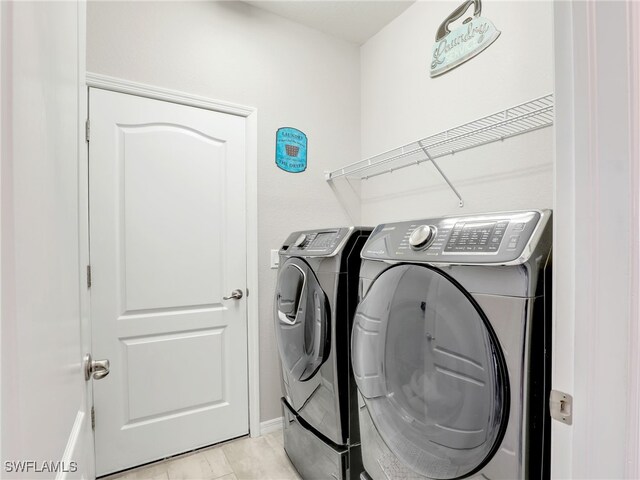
xmin=276 ymin=127 xmax=307 ymax=173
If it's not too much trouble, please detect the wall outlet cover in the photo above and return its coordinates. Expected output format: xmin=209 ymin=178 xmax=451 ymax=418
xmin=270 ymin=249 xmax=280 ymax=269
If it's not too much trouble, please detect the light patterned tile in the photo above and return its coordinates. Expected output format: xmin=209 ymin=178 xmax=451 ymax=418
xmin=100 ymin=430 xmax=300 ymax=480
xmin=200 ymin=446 xmax=234 ymax=478
xmin=166 ymin=453 xmax=216 ymax=480
xmin=105 ymin=462 xmax=170 ymax=480
xmin=130 ymin=470 xmax=169 ymax=480
xmin=262 ymin=431 xmax=300 ymax=478
xmin=264 ymin=429 xmax=284 ymax=449
xmin=222 ymin=436 xmax=299 ymax=480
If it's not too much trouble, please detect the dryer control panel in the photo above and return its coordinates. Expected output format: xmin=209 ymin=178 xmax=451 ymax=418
xmin=281 ymin=227 xmax=353 ymax=257
xmin=362 ymin=210 xmax=549 ymax=264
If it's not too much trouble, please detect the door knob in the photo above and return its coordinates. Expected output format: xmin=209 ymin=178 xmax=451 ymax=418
xmin=84 ymin=353 xmax=110 ymax=381
xmin=223 ymin=289 xmax=244 ymax=300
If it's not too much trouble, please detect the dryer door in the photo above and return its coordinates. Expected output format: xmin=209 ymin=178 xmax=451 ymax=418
xmin=274 ymin=258 xmax=330 ymax=382
xmin=352 ymin=264 xmax=509 ymax=479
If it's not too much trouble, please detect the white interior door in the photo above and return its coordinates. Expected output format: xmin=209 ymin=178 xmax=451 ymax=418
xmin=89 ymin=88 xmax=248 ymax=476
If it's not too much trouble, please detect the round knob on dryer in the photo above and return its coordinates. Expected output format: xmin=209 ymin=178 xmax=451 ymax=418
xmin=293 ymin=234 xmax=307 ymax=247
xmin=409 ymin=225 xmax=437 ymax=250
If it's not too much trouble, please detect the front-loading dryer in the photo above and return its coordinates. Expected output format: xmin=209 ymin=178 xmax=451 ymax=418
xmin=275 ymin=226 xmax=372 ymax=480
xmin=352 ymin=210 xmax=552 ymax=479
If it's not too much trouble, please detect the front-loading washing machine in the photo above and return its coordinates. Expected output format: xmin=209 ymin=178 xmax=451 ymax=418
xmin=351 ymin=210 xmax=552 ymax=479
xmin=274 ymin=226 xmax=372 ymax=480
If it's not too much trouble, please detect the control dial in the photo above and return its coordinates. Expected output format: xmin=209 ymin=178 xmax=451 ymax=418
xmin=409 ymin=225 xmax=437 ymax=250
xmin=293 ymin=234 xmax=307 ymax=248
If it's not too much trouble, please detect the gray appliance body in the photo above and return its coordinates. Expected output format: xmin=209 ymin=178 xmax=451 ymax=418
xmin=352 ymin=210 xmax=552 ymax=480
xmin=275 ymin=227 xmax=372 ymax=480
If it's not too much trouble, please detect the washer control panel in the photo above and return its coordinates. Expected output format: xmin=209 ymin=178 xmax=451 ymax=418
xmin=409 ymin=225 xmax=437 ymax=250
xmin=293 ymin=233 xmax=308 ymax=247
xmin=444 ymin=220 xmax=508 ymax=253
xmin=281 ymin=227 xmax=351 ymax=257
xmin=362 ymin=211 xmax=545 ymax=264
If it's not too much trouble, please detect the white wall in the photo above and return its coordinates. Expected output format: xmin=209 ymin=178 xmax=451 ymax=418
xmin=359 ymin=1 xmax=554 ymax=224
xmin=1 ymin=1 xmax=93 ymax=477
xmin=87 ymin=1 xmax=361 ymax=423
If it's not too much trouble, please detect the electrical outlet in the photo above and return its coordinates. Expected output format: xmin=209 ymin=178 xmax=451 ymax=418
xmin=270 ymin=249 xmax=280 ymax=269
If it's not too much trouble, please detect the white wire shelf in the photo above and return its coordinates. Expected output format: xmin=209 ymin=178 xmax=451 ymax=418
xmin=325 ymin=93 xmax=554 ymax=207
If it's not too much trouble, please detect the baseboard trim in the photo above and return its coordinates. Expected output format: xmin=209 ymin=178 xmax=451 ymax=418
xmin=259 ymin=417 xmax=283 ymax=435
xmin=56 ymin=410 xmax=86 ymax=480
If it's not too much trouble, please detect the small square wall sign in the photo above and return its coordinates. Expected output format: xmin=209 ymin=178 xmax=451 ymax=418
xmin=276 ymin=127 xmax=307 ymax=173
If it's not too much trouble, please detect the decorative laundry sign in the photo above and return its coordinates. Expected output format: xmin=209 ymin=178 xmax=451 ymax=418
xmin=276 ymin=127 xmax=307 ymax=173
xmin=430 ymin=0 xmax=500 ymax=78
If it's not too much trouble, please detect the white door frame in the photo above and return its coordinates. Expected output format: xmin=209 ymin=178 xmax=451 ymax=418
xmin=628 ymin=4 xmax=640 ymax=476
xmin=552 ymin=1 xmax=639 ymax=477
xmin=2 ymin=1 xmax=94 ymax=478
xmin=84 ymin=73 xmax=261 ymax=439
xmin=73 ymin=2 xmax=96 ymax=479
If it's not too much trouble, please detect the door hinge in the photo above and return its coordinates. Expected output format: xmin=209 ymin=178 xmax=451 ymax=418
xmin=87 ymin=265 xmax=92 ymax=289
xmin=549 ymin=390 xmax=573 ymax=425
xmin=91 ymin=406 xmax=95 ymax=430
xmin=85 ymin=119 xmax=90 ymax=143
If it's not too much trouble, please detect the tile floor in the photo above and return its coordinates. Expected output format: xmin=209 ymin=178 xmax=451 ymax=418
xmin=102 ymin=429 xmax=301 ymax=480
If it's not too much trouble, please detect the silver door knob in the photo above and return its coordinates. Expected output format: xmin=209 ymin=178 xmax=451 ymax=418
xmin=223 ymin=289 xmax=244 ymax=300
xmin=84 ymin=353 xmax=110 ymax=381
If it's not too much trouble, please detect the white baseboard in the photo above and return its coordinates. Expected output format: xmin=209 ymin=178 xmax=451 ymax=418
xmin=57 ymin=410 xmax=89 ymax=480
xmin=259 ymin=417 xmax=283 ymax=435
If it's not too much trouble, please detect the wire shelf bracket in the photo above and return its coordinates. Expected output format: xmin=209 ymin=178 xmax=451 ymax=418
xmin=325 ymin=93 xmax=554 ymax=208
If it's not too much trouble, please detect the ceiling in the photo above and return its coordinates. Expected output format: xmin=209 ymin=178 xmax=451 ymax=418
xmin=244 ymin=1 xmax=415 ymax=45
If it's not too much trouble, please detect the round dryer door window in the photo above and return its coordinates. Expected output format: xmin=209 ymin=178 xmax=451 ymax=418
xmin=274 ymin=258 xmax=330 ymax=382
xmin=352 ymin=264 xmax=509 ymax=479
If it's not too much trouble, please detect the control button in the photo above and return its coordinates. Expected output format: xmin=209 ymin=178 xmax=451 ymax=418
xmin=506 ymin=235 xmax=520 ymax=250
xmin=409 ymin=225 xmax=437 ymax=250
xmin=293 ymin=234 xmax=307 ymax=247
xmin=514 ymin=223 xmax=525 ymax=231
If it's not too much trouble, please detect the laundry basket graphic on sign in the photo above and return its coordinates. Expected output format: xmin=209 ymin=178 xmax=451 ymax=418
xmin=285 ymin=144 xmax=300 ymax=157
